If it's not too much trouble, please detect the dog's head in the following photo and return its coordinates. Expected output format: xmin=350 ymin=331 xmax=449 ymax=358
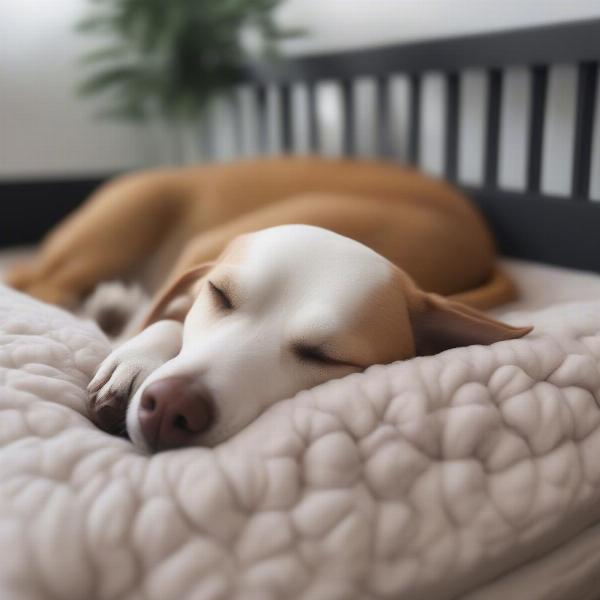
xmin=126 ymin=225 xmax=531 ymax=451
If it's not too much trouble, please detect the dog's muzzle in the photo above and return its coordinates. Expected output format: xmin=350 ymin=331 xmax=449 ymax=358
xmin=138 ymin=377 xmax=215 ymax=451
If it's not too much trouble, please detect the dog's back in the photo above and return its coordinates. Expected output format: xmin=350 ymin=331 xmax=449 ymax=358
xmin=7 ymin=157 xmax=505 ymax=324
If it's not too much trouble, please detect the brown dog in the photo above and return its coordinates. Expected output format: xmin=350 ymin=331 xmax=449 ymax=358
xmin=8 ymin=156 xmax=514 ymax=310
xmin=6 ymin=157 xmax=531 ymax=450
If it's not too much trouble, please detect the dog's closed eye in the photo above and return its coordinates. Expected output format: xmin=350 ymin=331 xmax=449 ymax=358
xmin=208 ymin=281 xmax=234 ymax=310
xmin=293 ymin=344 xmax=349 ymax=367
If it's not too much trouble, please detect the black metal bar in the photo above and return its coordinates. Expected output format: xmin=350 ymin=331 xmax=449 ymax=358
xmin=255 ymin=85 xmax=268 ymax=154
xmin=526 ymin=65 xmax=548 ymax=193
xmin=445 ymin=72 xmax=459 ymax=180
xmin=408 ymin=74 xmax=421 ymax=166
xmin=466 ymin=185 xmax=600 ymax=272
xmin=484 ymin=69 xmax=503 ymax=187
xmin=376 ymin=76 xmax=391 ymax=157
xmin=341 ymin=79 xmax=355 ymax=155
xmin=247 ymin=19 xmax=600 ymax=83
xmin=306 ymin=81 xmax=319 ymax=152
xmin=571 ymin=61 xmax=598 ymax=199
xmin=279 ymin=84 xmax=293 ymax=153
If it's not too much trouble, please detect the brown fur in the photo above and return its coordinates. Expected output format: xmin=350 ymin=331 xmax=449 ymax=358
xmin=7 ymin=156 xmax=513 ymax=312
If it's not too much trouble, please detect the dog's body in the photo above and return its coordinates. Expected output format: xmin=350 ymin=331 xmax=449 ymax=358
xmin=7 ymin=157 xmax=531 ymax=451
xmin=9 ymin=157 xmax=513 ymax=309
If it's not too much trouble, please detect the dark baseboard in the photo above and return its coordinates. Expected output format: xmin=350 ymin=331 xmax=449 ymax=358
xmin=2 ymin=174 xmax=600 ymax=274
xmin=467 ymin=186 xmax=600 ymax=273
xmin=0 ymin=176 xmax=111 ymax=247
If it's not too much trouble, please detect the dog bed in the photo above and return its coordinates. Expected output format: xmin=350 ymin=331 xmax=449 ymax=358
xmin=2 ymin=282 xmax=600 ymax=599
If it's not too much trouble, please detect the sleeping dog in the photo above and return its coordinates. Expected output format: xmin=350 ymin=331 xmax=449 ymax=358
xmin=7 ymin=158 xmax=531 ymax=451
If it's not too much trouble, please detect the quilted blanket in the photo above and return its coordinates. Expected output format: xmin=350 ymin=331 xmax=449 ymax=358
xmin=2 ymin=283 xmax=600 ymax=600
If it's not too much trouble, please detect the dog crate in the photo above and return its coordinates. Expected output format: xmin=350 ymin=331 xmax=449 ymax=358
xmin=239 ymin=19 xmax=600 ymax=273
xmin=3 ymin=19 xmax=600 ymax=273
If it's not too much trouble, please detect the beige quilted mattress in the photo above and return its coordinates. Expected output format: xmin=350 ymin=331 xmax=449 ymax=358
xmin=2 ymin=270 xmax=600 ymax=598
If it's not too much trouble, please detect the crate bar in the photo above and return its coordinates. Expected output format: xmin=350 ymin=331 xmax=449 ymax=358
xmin=376 ymin=76 xmax=392 ymax=158
xmin=306 ymin=81 xmax=319 ymax=152
xmin=484 ymin=69 xmax=503 ymax=187
xmin=341 ymin=79 xmax=355 ymax=156
xmin=230 ymin=89 xmax=244 ymax=158
xmin=445 ymin=72 xmax=459 ymax=180
xmin=571 ymin=61 xmax=598 ymax=199
xmin=247 ymin=19 xmax=600 ymax=84
xmin=526 ymin=66 xmax=548 ymax=193
xmin=408 ymin=74 xmax=421 ymax=165
xmin=255 ymin=85 xmax=268 ymax=154
xmin=279 ymin=84 xmax=293 ymax=153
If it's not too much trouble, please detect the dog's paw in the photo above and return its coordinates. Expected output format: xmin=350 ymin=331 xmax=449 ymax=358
xmin=81 ymin=281 xmax=150 ymax=338
xmin=87 ymin=320 xmax=183 ymax=434
xmin=87 ymin=355 xmax=155 ymax=435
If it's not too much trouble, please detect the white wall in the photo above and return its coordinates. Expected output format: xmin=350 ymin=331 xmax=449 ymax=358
xmin=2 ymin=0 xmax=600 ymax=180
xmin=278 ymin=0 xmax=600 ymax=55
xmin=0 ymin=0 xmax=149 ymax=179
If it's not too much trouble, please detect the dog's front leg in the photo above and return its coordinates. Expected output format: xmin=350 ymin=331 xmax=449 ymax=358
xmin=87 ymin=320 xmax=183 ymax=435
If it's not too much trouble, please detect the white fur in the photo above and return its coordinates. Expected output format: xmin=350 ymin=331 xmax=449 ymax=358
xmin=94 ymin=225 xmax=393 ymax=450
xmin=80 ymin=280 xmax=150 ymax=343
xmin=89 ymin=320 xmax=183 ymax=415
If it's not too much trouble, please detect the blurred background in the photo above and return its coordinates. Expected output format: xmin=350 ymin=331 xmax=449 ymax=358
xmin=2 ymin=0 xmax=600 ymax=214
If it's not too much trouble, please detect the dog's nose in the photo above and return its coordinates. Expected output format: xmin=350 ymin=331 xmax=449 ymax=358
xmin=138 ymin=377 xmax=214 ymax=451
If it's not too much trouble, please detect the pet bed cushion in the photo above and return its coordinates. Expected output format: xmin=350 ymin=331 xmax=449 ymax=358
xmin=2 ymin=283 xmax=600 ymax=599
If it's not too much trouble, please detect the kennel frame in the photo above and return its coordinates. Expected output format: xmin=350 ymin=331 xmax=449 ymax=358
xmin=2 ymin=18 xmax=600 ymax=272
xmin=244 ymin=18 xmax=600 ymax=272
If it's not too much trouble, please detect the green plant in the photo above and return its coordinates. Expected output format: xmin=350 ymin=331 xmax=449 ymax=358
xmin=77 ymin=0 xmax=302 ymax=122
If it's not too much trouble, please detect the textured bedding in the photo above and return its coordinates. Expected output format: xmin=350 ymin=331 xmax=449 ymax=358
xmin=2 ymin=283 xmax=600 ymax=599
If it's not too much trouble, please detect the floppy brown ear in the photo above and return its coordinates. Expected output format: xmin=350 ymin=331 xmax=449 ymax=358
xmin=141 ymin=263 xmax=215 ymax=329
xmin=408 ymin=291 xmax=533 ymax=356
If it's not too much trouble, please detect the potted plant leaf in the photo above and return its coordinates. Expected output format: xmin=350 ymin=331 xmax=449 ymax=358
xmin=77 ymin=0 xmax=303 ymax=163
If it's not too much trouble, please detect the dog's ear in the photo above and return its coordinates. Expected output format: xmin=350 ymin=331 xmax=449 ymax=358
xmin=141 ymin=263 xmax=215 ymax=329
xmin=408 ymin=291 xmax=532 ymax=356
